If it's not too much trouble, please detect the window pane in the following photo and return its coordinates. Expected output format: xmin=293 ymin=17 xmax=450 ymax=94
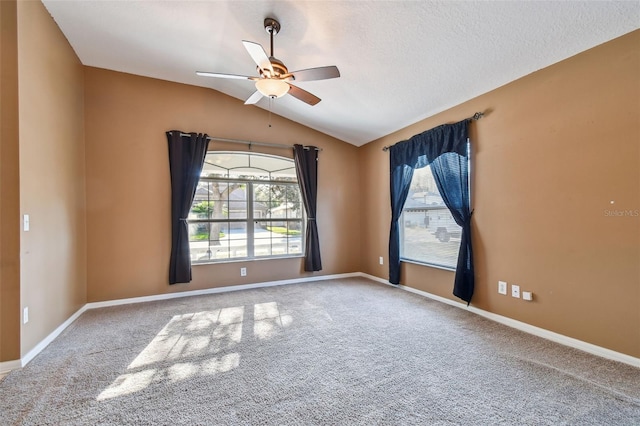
xmin=255 ymin=220 xmax=274 ymax=257
xmin=253 ymin=184 xmax=270 ymax=202
xmin=189 ymin=223 xmax=212 ymax=261
xmin=288 ymin=220 xmax=303 ymax=254
xmin=272 ymin=238 xmax=288 ymax=256
xmin=189 ymin=152 xmax=305 ymax=263
xmin=268 ymin=185 xmax=280 ymax=206
xmin=271 ymin=168 xmax=297 ymax=181
xmin=211 ymin=241 xmax=231 ymax=260
xmin=402 ymin=210 xmax=461 ymax=267
xmin=252 ymin=184 xmax=270 ymax=218
xmin=228 ymin=241 xmax=247 ymax=258
xmin=201 ymin=161 xmax=228 ymax=179
xmin=288 ymin=239 xmax=302 ymax=255
xmin=190 ymin=182 xmax=213 ymax=220
xmin=256 ymin=183 xmax=298 ymax=219
xmin=285 ymin=185 xmax=301 ymax=204
xmin=227 ymin=184 xmax=247 ymax=219
xmin=227 ymin=222 xmax=246 ymax=240
xmin=211 ymin=222 xmax=229 ymax=244
xmin=254 ymin=234 xmax=272 ymax=257
xmin=287 ymin=202 xmax=302 ymax=219
xmin=401 ymin=166 xmax=462 ymax=268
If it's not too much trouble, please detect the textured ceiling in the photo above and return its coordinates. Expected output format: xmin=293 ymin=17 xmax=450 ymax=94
xmin=42 ymin=1 xmax=639 ymax=146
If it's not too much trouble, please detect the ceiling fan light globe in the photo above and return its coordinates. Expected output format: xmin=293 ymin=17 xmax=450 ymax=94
xmin=255 ymin=78 xmax=289 ymax=98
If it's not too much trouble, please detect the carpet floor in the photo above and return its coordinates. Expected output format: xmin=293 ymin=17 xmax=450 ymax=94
xmin=0 ymin=277 xmax=638 ymax=425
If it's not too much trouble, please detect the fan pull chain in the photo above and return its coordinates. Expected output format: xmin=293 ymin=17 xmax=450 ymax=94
xmin=268 ymin=97 xmax=273 ymax=128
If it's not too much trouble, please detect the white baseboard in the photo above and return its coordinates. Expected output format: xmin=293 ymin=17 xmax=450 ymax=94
xmin=358 ymin=273 xmax=640 ymax=368
xmin=0 ymin=359 xmax=21 ymax=375
xmin=21 ymin=304 xmax=89 ymax=368
xmin=85 ymin=272 xmax=361 ymax=310
xmin=6 ymin=271 xmax=638 ymax=373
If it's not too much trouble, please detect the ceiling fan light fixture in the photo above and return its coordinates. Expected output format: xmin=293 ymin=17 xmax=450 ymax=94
xmin=197 ymin=17 xmax=339 ymax=106
xmin=255 ymin=78 xmax=290 ymax=98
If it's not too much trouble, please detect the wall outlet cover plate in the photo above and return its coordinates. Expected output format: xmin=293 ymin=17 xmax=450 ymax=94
xmin=512 ymin=284 xmax=520 ymax=298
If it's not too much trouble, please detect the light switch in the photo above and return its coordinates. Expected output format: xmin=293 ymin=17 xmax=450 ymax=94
xmin=23 ymin=214 xmax=30 ymax=231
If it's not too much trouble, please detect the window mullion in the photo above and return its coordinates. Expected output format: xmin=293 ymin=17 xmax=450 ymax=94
xmin=247 ymin=182 xmax=255 ymax=257
xmin=399 ymin=211 xmax=405 ymax=259
xmin=207 ymin=181 xmax=213 ymax=260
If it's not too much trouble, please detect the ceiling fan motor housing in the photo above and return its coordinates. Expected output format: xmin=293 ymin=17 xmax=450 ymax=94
xmin=260 ymin=57 xmax=288 ymax=79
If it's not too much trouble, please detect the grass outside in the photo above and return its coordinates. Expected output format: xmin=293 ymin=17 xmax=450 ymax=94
xmin=266 ymin=226 xmax=301 ymax=236
xmin=192 ymin=232 xmax=225 ymax=241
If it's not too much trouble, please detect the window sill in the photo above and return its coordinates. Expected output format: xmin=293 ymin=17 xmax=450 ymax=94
xmin=400 ymin=258 xmax=456 ymax=272
xmin=193 ymin=255 xmax=305 ymax=266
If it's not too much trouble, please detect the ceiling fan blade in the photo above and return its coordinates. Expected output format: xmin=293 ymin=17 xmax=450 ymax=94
xmin=244 ymin=90 xmax=264 ymax=105
xmin=288 ymin=84 xmax=321 ymax=106
xmin=242 ymin=40 xmax=274 ymax=75
xmin=196 ymin=71 xmax=256 ymax=80
xmin=290 ymin=66 xmax=340 ymax=82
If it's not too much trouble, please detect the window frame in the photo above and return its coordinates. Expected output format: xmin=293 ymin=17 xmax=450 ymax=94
xmin=398 ymin=154 xmax=470 ymax=271
xmin=188 ymin=152 xmax=305 ymax=264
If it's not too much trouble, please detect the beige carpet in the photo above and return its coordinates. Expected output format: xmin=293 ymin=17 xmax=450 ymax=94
xmin=0 ymin=277 xmax=639 ymax=425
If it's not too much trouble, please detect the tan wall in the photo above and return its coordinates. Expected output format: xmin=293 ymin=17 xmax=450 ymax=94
xmin=0 ymin=0 xmax=21 ymax=362
xmin=360 ymin=31 xmax=640 ymax=358
xmin=17 ymin=0 xmax=86 ymax=356
xmin=84 ymin=68 xmax=361 ymax=302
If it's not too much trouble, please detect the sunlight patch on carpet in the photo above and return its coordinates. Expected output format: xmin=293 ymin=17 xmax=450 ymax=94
xmin=97 ymin=369 xmax=156 ymax=401
xmin=129 ymin=306 xmax=244 ymax=369
xmin=97 ymin=303 xmax=291 ymax=401
xmin=254 ymin=302 xmax=292 ymax=340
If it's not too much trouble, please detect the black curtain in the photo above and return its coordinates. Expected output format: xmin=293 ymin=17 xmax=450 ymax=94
xmin=389 ymin=119 xmax=475 ymax=303
xmin=293 ymin=144 xmax=322 ymax=271
xmin=429 ymin=152 xmax=474 ymax=303
xmin=167 ymin=131 xmax=209 ymax=284
xmin=389 ymin=162 xmax=415 ymax=285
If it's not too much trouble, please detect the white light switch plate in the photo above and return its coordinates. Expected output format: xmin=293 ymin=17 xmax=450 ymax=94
xmin=23 ymin=214 xmax=30 ymax=231
xmin=498 ymin=281 xmax=507 ymax=295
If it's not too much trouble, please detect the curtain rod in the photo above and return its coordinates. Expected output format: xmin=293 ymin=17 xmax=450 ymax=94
xmin=171 ymin=133 xmax=321 ymax=151
xmin=381 ymin=111 xmax=485 ymax=152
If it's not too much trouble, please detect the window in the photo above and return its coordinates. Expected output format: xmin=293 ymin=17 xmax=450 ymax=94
xmin=188 ymin=152 xmax=304 ymax=263
xmin=400 ymin=165 xmax=462 ymax=269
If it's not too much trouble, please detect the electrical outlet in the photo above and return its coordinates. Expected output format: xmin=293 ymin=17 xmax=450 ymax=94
xmin=23 ymin=307 xmax=29 ymax=324
xmin=523 ymin=291 xmax=533 ymax=301
xmin=379 ymin=256 xmax=384 ymax=265
xmin=511 ymin=284 xmax=520 ymax=298
xmin=240 ymin=267 xmax=247 ymax=277
xmin=498 ymin=281 xmax=507 ymax=295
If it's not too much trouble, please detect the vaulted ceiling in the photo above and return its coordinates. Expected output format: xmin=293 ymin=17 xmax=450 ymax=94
xmin=42 ymin=1 xmax=639 ymax=146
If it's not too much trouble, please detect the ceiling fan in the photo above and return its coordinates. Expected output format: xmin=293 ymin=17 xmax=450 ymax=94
xmin=197 ymin=18 xmax=340 ymax=106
